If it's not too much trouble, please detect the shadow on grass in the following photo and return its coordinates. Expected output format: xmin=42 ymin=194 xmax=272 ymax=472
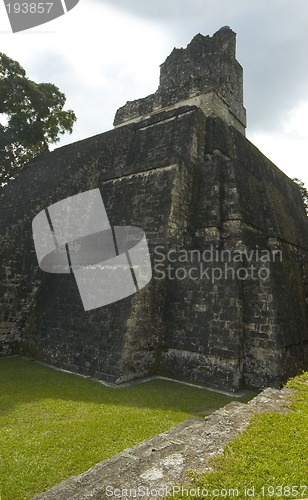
xmin=0 ymin=356 xmax=257 ymax=500
xmin=0 ymin=356 xmax=253 ymax=417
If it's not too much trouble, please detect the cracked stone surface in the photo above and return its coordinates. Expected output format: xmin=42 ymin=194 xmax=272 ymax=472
xmin=34 ymin=387 xmax=294 ymax=500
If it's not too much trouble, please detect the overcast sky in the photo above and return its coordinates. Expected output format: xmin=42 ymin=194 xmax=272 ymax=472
xmin=0 ymin=0 xmax=307 ymax=185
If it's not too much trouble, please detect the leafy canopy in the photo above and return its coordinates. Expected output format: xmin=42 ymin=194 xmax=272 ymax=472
xmin=0 ymin=52 xmax=76 ymax=183
xmin=293 ymin=178 xmax=308 ymax=215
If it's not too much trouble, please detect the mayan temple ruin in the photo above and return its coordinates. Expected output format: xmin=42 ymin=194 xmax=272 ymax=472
xmin=0 ymin=27 xmax=307 ymax=391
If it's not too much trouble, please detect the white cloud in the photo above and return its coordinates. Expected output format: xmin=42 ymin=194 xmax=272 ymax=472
xmin=0 ymin=0 xmax=307 ymax=188
xmin=249 ymin=101 xmax=308 ymax=186
xmin=0 ymin=1 xmax=172 ymax=141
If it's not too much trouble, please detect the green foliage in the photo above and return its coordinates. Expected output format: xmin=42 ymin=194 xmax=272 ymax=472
xmin=0 ymin=357 xmax=249 ymax=500
xmin=293 ymin=178 xmax=308 ymax=215
xmin=0 ymin=52 xmax=76 ymax=183
xmin=171 ymin=372 xmax=308 ymax=499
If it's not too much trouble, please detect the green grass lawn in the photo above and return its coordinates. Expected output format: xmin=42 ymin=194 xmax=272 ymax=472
xmin=171 ymin=371 xmax=308 ymax=500
xmin=0 ymin=357 xmax=251 ymax=500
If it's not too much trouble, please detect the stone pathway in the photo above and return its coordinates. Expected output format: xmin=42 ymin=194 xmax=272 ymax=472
xmin=34 ymin=387 xmax=293 ymax=500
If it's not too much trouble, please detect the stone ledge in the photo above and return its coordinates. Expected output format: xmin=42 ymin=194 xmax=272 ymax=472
xmin=33 ymin=387 xmax=293 ymax=500
xmin=114 ymin=92 xmax=246 ymax=136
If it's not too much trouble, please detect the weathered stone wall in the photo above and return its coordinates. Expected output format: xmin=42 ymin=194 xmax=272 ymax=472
xmin=156 ymin=115 xmax=308 ymax=389
xmin=0 ymin=107 xmax=201 ymax=381
xmin=0 ymin=105 xmax=307 ymax=390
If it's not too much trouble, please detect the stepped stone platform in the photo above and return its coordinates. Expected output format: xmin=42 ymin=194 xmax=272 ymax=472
xmin=34 ymin=387 xmax=293 ymax=500
xmin=1 ymin=28 xmax=307 ymax=392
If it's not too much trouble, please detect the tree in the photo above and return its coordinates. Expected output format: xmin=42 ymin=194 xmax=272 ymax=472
xmin=293 ymin=178 xmax=308 ymax=215
xmin=0 ymin=52 xmax=76 ymax=183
